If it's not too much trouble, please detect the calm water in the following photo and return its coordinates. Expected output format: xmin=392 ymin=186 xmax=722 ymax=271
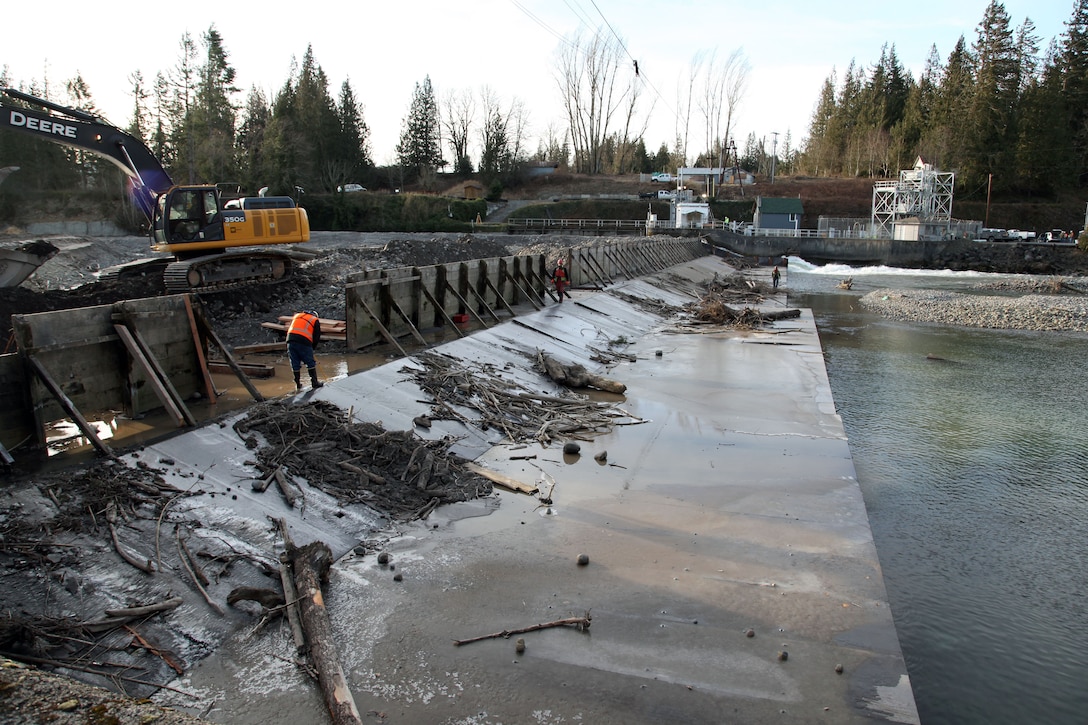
xmin=787 ymin=260 xmax=1088 ymax=724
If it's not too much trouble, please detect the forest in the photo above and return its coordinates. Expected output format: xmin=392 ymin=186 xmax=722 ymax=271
xmin=1 ymin=0 xmax=1087 ymax=207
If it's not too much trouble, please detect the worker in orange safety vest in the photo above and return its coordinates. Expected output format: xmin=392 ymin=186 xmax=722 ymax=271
xmin=549 ymin=258 xmax=569 ymax=302
xmin=287 ymin=310 xmax=323 ymax=390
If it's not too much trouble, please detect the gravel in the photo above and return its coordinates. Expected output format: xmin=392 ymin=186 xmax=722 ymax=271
xmin=860 ymin=285 xmax=1088 ymax=331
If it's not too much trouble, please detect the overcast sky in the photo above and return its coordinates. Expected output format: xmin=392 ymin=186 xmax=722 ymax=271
xmin=1 ymin=0 xmax=1073 ymax=167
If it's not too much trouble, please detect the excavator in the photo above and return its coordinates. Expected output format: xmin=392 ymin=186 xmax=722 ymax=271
xmin=0 ymin=87 xmax=310 ymax=292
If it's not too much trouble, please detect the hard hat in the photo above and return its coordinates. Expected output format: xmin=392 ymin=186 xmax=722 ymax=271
xmin=305 ymin=310 xmax=319 ymax=318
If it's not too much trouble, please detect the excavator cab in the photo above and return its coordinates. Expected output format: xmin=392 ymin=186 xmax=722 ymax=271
xmin=152 ymin=187 xmax=225 ymax=247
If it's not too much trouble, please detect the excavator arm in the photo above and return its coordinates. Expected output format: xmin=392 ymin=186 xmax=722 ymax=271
xmin=1 ymin=87 xmax=309 ymax=292
xmin=0 ymin=88 xmax=171 ymax=221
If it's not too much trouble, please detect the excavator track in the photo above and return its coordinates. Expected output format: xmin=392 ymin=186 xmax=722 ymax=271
xmin=163 ymin=251 xmax=294 ymax=293
xmin=98 ymin=257 xmax=173 ymax=284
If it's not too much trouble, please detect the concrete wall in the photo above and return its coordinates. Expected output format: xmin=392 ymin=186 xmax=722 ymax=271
xmin=4 ymin=295 xmax=206 ymax=455
xmin=706 ymin=230 xmax=943 ymax=265
xmin=25 ymin=220 xmax=130 ymax=237
xmin=343 ymin=239 xmax=706 ymax=351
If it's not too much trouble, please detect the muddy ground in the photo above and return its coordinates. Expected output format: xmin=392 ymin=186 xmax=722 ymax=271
xmin=0 ymin=230 xmax=610 ymax=724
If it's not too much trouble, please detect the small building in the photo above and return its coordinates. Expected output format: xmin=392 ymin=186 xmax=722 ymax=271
xmin=460 ymin=180 xmax=485 ymax=200
xmin=673 ymin=201 xmax=712 ymax=228
xmin=754 ymin=196 xmax=803 ymax=231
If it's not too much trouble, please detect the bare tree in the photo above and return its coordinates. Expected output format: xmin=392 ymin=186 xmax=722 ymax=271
xmin=442 ymin=88 xmax=475 ymax=175
xmin=555 ymin=28 xmax=645 ymax=174
xmin=684 ymin=48 xmax=749 ymax=169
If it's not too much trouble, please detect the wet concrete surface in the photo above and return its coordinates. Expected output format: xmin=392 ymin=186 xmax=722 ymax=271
xmin=120 ymin=258 xmax=920 ymax=724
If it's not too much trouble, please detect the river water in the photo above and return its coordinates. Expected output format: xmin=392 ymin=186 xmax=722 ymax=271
xmin=786 ymin=260 xmax=1088 ymax=724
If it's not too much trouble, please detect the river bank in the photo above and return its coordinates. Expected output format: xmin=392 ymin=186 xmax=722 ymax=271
xmin=859 ymin=282 xmax=1088 ymax=331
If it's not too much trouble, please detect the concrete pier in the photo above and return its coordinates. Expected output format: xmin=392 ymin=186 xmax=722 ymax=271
xmin=147 ymin=257 xmax=918 ymax=723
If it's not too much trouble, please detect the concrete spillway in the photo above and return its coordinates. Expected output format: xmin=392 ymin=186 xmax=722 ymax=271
xmin=133 ymin=255 xmax=918 ymax=723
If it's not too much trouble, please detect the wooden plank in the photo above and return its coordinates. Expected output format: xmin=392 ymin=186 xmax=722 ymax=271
xmin=386 ymin=294 xmax=428 ymax=345
xmin=356 ymin=297 xmax=408 ymax=357
xmin=0 ymin=438 xmax=13 ymax=465
xmin=481 ymin=275 xmax=517 ymax=317
xmin=114 ymin=324 xmax=192 ymax=427
xmin=232 ymin=342 xmax=287 ymax=355
xmin=464 ymin=278 xmax=502 ymax=323
xmin=207 ymin=361 xmax=275 ymax=378
xmin=443 ymin=279 xmax=489 ymax=329
xmin=276 ymin=316 xmax=347 ymax=331
xmin=464 ymin=462 xmax=539 ymax=495
xmin=262 ymin=322 xmax=347 ymax=341
xmin=419 ymin=283 xmax=466 ymax=338
xmin=184 ymin=295 xmax=218 ymax=402
xmin=26 ymin=354 xmax=114 ymax=458
xmin=193 ymin=304 xmax=264 ymax=403
xmin=500 ymin=259 xmax=542 ymax=311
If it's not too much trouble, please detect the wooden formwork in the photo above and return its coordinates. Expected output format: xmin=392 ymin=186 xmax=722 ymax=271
xmin=1 ymin=295 xmax=258 ymax=461
xmin=343 ymin=239 xmax=708 ymax=353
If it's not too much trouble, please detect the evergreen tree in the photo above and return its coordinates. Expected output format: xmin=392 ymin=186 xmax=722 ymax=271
xmin=396 ymin=76 xmax=445 ymax=177
xmin=1061 ymin=0 xmax=1088 ymax=186
xmin=168 ymin=32 xmax=200 ymax=183
xmin=190 ymin=26 xmax=240 ymax=184
xmin=236 ymin=86 xmax=271 ymax=193
xmin=336 ymin=79 xmax=373 ymax=183
xmin=803 ymin=71 xmax=838 ymax=176
xmin=1016 ymin=42 xmax=1066 ymax=193
xmin=64 ymin=74 xmax=104 ymax=188
xmin=967 ymin=1 xmax=1020 ymax=190
xmin=926 ymin=36 xmax=975 ymax=174
xmin=126 ymin=71 xmax=150 ymax=143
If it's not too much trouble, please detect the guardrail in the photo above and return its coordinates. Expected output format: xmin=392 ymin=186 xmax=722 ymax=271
xmin=504 ymin=218 xmax=888 ymax=240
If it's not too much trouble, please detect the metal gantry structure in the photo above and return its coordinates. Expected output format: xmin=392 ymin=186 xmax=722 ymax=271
xmin=871 ymin=158 xmax=955 ymax=239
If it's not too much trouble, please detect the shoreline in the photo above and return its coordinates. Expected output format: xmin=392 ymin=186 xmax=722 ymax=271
xmin=859 ymin=287 xmax=1088 ymax=332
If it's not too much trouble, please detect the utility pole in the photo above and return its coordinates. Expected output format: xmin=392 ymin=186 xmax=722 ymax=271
xmin=770 ymin=132 xmax=778 ymax=185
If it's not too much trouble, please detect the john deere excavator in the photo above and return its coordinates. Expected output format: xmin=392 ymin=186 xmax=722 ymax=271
xmin=0 ymin=87 xmax=310 ymax=292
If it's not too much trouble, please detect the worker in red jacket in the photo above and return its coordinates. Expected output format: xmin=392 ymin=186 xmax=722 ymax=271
xmin=287 ymin=310 xmax=323 ymax=390
xmin=550 ymin=258 xmax=569 ymax=303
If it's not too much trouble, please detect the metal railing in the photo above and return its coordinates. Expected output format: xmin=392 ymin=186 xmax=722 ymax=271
xmin=504 ymin=218 xmax=882 ymax=239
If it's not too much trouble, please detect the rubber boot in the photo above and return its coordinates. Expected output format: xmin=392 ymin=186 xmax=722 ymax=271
xmin=308 ymin=367 xmax=323 ymax=389
xmin=293 ymin=369 xmax=302 ymax=391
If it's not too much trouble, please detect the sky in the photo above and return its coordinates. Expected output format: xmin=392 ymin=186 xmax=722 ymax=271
xmin=0 ymin=0 xmax=1075 ymax=169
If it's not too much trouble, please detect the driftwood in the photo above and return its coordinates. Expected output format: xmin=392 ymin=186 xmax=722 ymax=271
xmin=106 ymin=503 xmax=154 ymax=574
xmin=538 ymin=352 xmax=627 ymax=394
xmin=235 ymin=400 xmax=493 ymax=520
xmin=103 ymin=597 xmax=183 ymax=619
xmin=453 ymin=612 xmax=592 ymax=646
xmin=401 ymin=352 xmax=635 ymax=447
xmin=289 ymin=540 xmax=363 ymax=725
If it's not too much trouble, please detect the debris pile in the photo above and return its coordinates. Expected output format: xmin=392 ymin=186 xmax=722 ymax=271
xmin=402 ymin=351 xmax=636 ymax=446
xmin=689 ymin=272 xmax=801 ymax=328
xmin=234 ymin=399 xmax=494 ymax=520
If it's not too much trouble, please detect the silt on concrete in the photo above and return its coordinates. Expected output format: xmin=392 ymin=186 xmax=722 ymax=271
xmin=156 ymin=257 xmax=918 ymax=724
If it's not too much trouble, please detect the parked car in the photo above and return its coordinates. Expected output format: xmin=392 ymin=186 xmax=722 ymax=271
xmin=1007 ymin=229 xmax=1036 ymax=240
xmin=657 ymin=189 xmax=675 ymax=199
xmin=639 ymin=191 xmax=657 ymax=199
xmin=651 ymin=172 xmax=673 ymax=183
xmin=978 ymin=228 xmax=1012 ymax=242
xmin=1042 ymin=229 xmax=1066 ymax=243
xmin=337 ymin=183 xmax=366 ymax=193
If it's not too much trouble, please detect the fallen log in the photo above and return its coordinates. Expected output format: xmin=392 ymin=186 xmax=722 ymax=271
xmin=538 ymin=352 xmax=626 ymax=394
xmin=289 ymin=540 xmax=363 ymax=725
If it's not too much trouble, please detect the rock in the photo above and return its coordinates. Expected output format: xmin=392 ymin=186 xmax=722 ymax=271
xmin=577 ymin=553 xmax=590 ymax=566
xmin=563 ymin=442 xmax=581 ymax=455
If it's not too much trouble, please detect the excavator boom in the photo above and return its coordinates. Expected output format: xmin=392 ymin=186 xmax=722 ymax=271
xmin=1 ymin=88 xmax=169 ymax=220
xmin=0 ymin=88 xmax=309 ymax=292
